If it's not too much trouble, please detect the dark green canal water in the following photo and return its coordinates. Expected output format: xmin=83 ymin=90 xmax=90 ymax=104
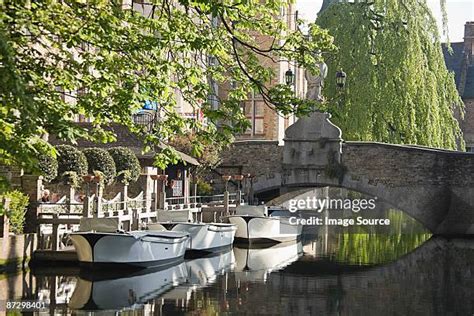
xmin=2 ymin=209 xmax=474 ymax=315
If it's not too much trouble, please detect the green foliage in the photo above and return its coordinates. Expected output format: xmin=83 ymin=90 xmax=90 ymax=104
xmin=60 ymin=171 xmax=81 ymax=189
xmin=336 ymin=231 xmax=431 ymax=265
xmin=117 ymin=170 xmax=133 ymax=185
xmin=83 ymin=148 xmax=117 ymax=185
xmin=3 ymin=190 xmax=29 ymax=235
xmin=154 ymin=146 xmax=182 ymax=171
xmin=37 ymin=153 xmax=58 ymax=183
xmin=169 ymin=134 xmax=221 ymax=171
xmin=193 ymin=179 xmax=213 ymax=196
xmin=93 ymin=170 xmax=106 ymax=187
xmin=0 ymin=0 xmax=335 ymax=181
xmin=56 ymin=145 xmax=88 ymax=178
xmin=108 ymin=147 xmax=141 ymax=184
xmin=317 ymin=1 xmax=463 ymax=150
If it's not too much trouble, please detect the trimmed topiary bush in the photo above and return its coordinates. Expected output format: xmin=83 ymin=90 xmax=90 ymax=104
xmin=56 ymin=145 xmax=88 ymax=178
xmin=83 ymin=148 xmax=116 ymax=185
xmin=3 ymin=190 xmax=29 ymax=234
xmin=37 ymin=153 xmax=58 ymax=183
xmin=108 ymin=147 xmax=141 ymax=184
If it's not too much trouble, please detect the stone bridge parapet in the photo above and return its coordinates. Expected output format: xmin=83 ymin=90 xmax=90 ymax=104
xmin=217 ymin=112 xmax=474 ymax=235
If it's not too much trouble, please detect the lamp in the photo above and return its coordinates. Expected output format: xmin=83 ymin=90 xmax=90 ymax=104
xmin=285 ymin=69 xmax=294 ymax=86
xmin=336 ymin=69 xmax=347 ymax=88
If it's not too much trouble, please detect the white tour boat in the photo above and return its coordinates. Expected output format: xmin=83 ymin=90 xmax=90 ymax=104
xmin=227 ymin=205 xmax=302 ymax=244
xmin=149 ymin=221 xmax=237 ymax=257
xmin=69 ymin=218 xmax=189 ymax=268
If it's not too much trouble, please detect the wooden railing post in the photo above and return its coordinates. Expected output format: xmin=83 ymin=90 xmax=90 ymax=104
xmin=131 ymin=209 xmax=139 ymax=230
xmin=68 ymin=186 xmax=75 ymax=213
xmin=142 ymin=167 xmax=155 ymax=213
xmin=236 ymin=190 xmax=242 ymax=206
xmin=51 ymin=213 xmax=59 ymax=251
xmin=159 ymin=191 xmax=166 ymax=210
xmin=95 ymin=183 xmax=103 ymax=219
xmin=122 ymin=184 xmax=128 ymax=212
xmin=82 ymin=195 xmax=91 ymax=218
xmin=223 ymin=191 xmax=229 ymax=215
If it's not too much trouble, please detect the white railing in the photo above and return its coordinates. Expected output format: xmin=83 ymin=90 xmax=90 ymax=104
xmin=37 ymin=191 xmax=245 ymax=251
xmin=164 ymin=193 xmax=244 ymax=210
xmin=37 ymin=191 xmax=154 ymax=251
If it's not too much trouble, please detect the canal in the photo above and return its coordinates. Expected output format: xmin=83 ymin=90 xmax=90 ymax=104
xmin=2 ymin=208 xmax=474 ymax=315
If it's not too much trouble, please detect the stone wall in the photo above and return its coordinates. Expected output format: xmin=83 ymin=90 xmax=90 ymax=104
xmin=342 ymin=142 xmax=474 ymax=187
xmin=218 ymin=139 xmax=474 ymax=191
xmin=1 ymin=234 xmax=36 ymax=270
xmin=219 ymin=140 xmax=282 ymax=175
xmin=214 ymin=140 xmax=283 ymax=194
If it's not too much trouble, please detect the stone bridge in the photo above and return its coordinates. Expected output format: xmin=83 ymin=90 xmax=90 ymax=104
xmin=217 ymin=112 xmax=474 ymax=235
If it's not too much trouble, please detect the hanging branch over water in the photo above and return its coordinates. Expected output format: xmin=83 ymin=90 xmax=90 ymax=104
xmin=316 ymin=0 xmax=463 ymax=149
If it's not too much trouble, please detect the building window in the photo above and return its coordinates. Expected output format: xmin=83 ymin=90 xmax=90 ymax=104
xmin=467 ymin=146 xmax=474 ymax=153
xmin=242 ymin=99 xmax=265 ymax=136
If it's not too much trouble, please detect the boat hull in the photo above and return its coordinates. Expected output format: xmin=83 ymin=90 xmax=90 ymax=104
xmin=228 ymin=216 xmax=302 ymax=245
xmin=162 ymin=222 xmax=236 ymax=255
xmin=69 ymin=231 xmax=189 ymax=268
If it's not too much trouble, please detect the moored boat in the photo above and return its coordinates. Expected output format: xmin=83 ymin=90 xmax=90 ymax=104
xmin=228 ymin=205 xmax=302 ymax=245
xmin=69 ymin=219 xmax=189 ymax=268
xmin=150 ymin=222 xmax=237 ymax=257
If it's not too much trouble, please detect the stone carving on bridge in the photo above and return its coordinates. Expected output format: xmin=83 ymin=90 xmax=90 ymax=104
xmin=283 ymin=111 xmax=343 ymax=185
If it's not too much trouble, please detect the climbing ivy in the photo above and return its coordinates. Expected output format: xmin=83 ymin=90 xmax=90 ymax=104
xmin=317 ymin=1 xmax=463 ymax=150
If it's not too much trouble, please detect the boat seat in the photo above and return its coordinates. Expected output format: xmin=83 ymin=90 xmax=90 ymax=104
xmin=235 ymin=205 xmax=268 ymax=217
xmin=147 ymin=223 xmax=168 ymax=231
xmin=157 ymin=210 xmax=193 ymax=222
xmin=78 ymin=218 xmax=120 ymax=233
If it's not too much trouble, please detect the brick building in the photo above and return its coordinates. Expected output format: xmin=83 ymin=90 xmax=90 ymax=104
xmin=443 ymin=22 xmax=474 ymax=152
xmin=219 ymin=5 xmax=306 ymax=144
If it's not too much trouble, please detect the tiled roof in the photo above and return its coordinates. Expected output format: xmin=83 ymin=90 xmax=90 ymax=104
xmin=442 ymin=42 xmax=474 ymax=99
xmin=442 ymin=42 xmax=464 ymax=87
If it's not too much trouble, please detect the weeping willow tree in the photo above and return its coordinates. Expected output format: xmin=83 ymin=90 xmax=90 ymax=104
xmin=317 ymin=0 xmax=464 ymax=149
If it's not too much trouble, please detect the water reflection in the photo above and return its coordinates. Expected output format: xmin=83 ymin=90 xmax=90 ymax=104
xmin=234 ymin=241 xmax=303 ymax=282
xmin=161 ymin=249 xmax=235 ymax=304
xmin=2 ymin=209 xmax=474 ymax=315
xmin=69 ymin=262 xmax=188 ymax=310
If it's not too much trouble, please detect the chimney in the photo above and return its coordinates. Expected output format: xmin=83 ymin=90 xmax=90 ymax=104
xmin=464 ymin=22 xmax=474 ymax=60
